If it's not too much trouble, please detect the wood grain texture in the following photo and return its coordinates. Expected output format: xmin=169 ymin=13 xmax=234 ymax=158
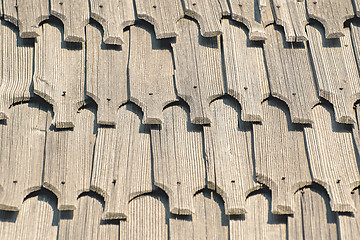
xmin=253 ymin=99 xmax=312 ymax=214
xmin=172 ymin=19 xmax=224 ymax=124
xmin=2 ymin=0 xmax=19 ymax=26
xmin=86 ymin=24 xmax=128 ymax=126
xmin=91 ymin=104 xmax=153 ymax=220
xmin=264 ymin=24 xmax=319 ymax=124
xmin=304 ymin=103 xmax=360 ymax=212
xmin=43 ymin=108 xmax=97 ymax=211
xmin=135 ymin=0 xmax=184 ymax=39
xmin=306 ymin=0 xmax=354 ymax=38
xmin=90 ymin=0 xmax=135 ymax=45
xmin=34 ymin=23 xmax=85 ymax=129
xmin=203 ymin=98 xmax=260 ymax=215
xmin=229 ymin=191 xmax=287 ymax=240
xmin=170 ymin=190 xmax=229 ymax=240
xmin=0 ymin=21 xmax=34 ymax=120
xmin=151 ymin=104 xmax=206 ymax=215
xmin=128 ymin=24 xmax=177 ymax=124
xmin=222 ymin=19 xmax=269 ymax=122
xmin=354 ymin=0 xmax=360 ymax=17
xmin=50 ymin=0 xmax=90 ymax=42
xmin=337 ymin=189 xmax=360 ymax=240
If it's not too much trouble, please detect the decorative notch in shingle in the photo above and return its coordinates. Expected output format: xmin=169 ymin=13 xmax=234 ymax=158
xmin=50 ymin=0 xmax=90 ymax=42
xmin=86 ymin=24 xmax=128 ymax=126
xmin=306 ymin=0 xmax=354 ymax=38
xmin=253 ymin=100 xmax=312 ymax=214
xmin=307 ymin=24 xmax=360 ymax=124
xmin=128 ymin=24 xmax=177 ymax=124
xmin=3 ymin=0 xmax=49 ymax=38
xmin=90 ymin=0 xmax=135 ymax=45
xmin=172 ymin=19 xmax=225 ymax=124
xmin=264 ymin=24 xmax=319 ymax=124
xmin=135 ymin=0 xmax=184 ymax=39
xmin=34 ymin=23 xmax=86 ymax=129
xmin=222 ymin=20 xmax=269 ymax=122
xmin=151 ymin=105 xmax=206 ymax=215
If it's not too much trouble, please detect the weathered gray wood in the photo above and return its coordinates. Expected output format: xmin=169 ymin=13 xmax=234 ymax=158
xmin=50 ymin=0 xmax=90 ymax=42
xmin=307 ymin=24 xmax=360 ymax=124
xmin=90 ymin=0 xmax=135 ymax=45
xmin=272 ymin=0 xmax=308 ymax=41
xmin=337 ymin=189 xmax=360 ymax=240
xmin=2 ymin=0 xmax=19 ymax=26
xmin=0 ymin=102 xmax=48 ymax=211
xmin=203 ymin=98 xmax=260 ymax=215
xmin=34 ymin=23 xmax=85 ymax=129
xmin=91 ymin=104 xmax=153 ymax=220
xmin=222 ymin=19 xmax=269 ymax=122
xmin=253 ymin=100 xmax=312 ymax=214
xmin=0 ymin=20 xmax=34 ymax=120
xmin=151 ymin=104 xmax=206 ymax=214
xmin=86 ymin=24 xmax=128 ymax=126
xmin=306 ymin=0 xmax=354 ymax=38
xmin=58 ymin=195 xmax=119 ymax=240
xmin=135 ymin=0 xmax=184 ymax=39
xmin=304 ymin=103 xmax=360 ymax=212
xmin=172 ymin=19 xmax=224 ymax=124
xmin=264 ymin=24 xmax=319 ymax=124
xmin=43 ymin=108 xmax=96 ymax=211
xmin=229 ymin=191 xmax=287 ymax=239
xmin=182 ymin=0 xmax=229 ymax=37
xmin=128 ymin=24 xmax=177 ymax=124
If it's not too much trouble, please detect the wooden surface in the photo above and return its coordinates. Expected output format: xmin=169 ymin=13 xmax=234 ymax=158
xmin=337 ymin=189 xmax=360 ymax=240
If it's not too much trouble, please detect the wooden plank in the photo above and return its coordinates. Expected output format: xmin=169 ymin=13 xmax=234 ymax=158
xmin=34 ymin=23 xmax=85 ymax=129
xmin=85 ymin=24 xmax=128 ymax=126
xmin=307 ymin=24 xmax=360 ymax=124
xmin=50 ymin=0 xmax=90 ymax=42
xmin=58 ymin=194 xmax=119 ymax=240
xmin=128 ymin=24 xmax=177 ymax=124
xmin=2 ymin=0 xmax=18 ymax=26
xmin=306 ymin=0 xmax=354 ymax=38
xmin=172 ymin=19 xmax=224 ymax=124
xmin=90 ymin=0 xmax=135 ymax=45
xmin=0 ymin=20 xmax=34 ymax=120
xmin=264 ymin=24 xmax=319 ymax=124
xmin=43 ymin=108 xmax=97 ymax=211
xmin=229 ymin=191 xmax=287 ymax=239
xmin=222 ymin=19 xmax=269 ymax=122
xmin=303 ymin=103 xmax=360 ymax=212
xmin=151 ymin=104 xmax=206 ymax=214
xmin=337 ymin=189 xmax=360 ymax=240
xmin=354 ymin=0 xmax=360 ymax=17
xmin=253 ymin=99 xmax=312 ymax=214
xmin=272 ymin=0 xmax=308 ymax=41
xmin=203 ymin=98 xmax=260 ymax=215
xmin=135 ymin=0 xmax=184 ymax=39
xmin=90 ymin=104 xmax=153 ymax=220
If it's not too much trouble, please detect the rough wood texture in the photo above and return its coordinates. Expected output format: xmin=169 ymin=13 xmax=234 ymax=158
xmin=170 ymin=190 xmax=229 ymax=240
xmin=151 ymin=104 xmax=206 ymax=215
xmin=50 ymin=0 xmax=90 ymax=42
xmin=264 ymin=24 xmax=319 ymax=124
xmin=0 ymin=21 xmax=33 ymax=120
xmin=306 ymin=0 xmax=354 ymax=38
xmin=128 ymin=24 xmax=177 ymax=124
xmin=172 ymin=19 xmax=224 ymax=124
xmin=354 ymin=0 xmax=360 ymax=17
xmin=86 ymin=24 xmax=128 ymax=126
xmin=253 ymin=100 xmax=312 ymax=214
xmin=222 ymin=19 xmax=269 ymax=122
xmin=90 ymin=0 xmax=135 ymax=45
xmin=182 ymin=0 xmax=229 ymax=37
xmin=58 ymin=194 xmax=119 ymax=240
xmin=43 ymin=108 xmax=97 ymax=211
xmin=203 ymin=98 xmax=259 ymax=215
xmin=229 ymin=191 xmax=287 ymax=239
xmin=91 ymin=104 xmax=153 ymax=220
xmin=135 ymin=0 xmax=184 ymax=39
xmin=272 ymin=0 xmax=308 ymax=41
xmin=34 ymin=23 xmax=85 ymax=128
xmin=304 ymin=103 xmax=360 ymax=212
xmin=307 ymin=24 xmax=360 ymax=124
xmin=337 ymin=189 xmax=360 ymax=240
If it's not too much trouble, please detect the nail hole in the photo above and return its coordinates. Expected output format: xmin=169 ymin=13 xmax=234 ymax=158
xmin=192 ymin=3 xmax=196 ymax=6
xmin=313 ymin=1 xmax=317 ymax=4
xmin=281 ymin=177 xmax=286 ymax=180
xmin=112 ymin=179 xmax=117 ymax=185
xmin=13 ymin=180 xmax=17 ymax=184
xmin=238 ymin=4 xmax=242 ymax=7
xmin=339 ymin=87 xmax=343 ymax=90
xmin=59 ymin=2 xmax=63 ymax=5
xmin=336 ymin=179 xmax=341 ymax=184
xmin=149 ymin=93 xmax=153 ymax=96
xmin=177 ymin=181 xmax=181 ymax=185
xmin=351 ymin=191 xmax=355 ymax=194
xmin=62 ymin=91 xmax=66 ymax=96
xmin=231 ymin=180 xmax=235 ymax=183
xmin=345 ymin=44 xmax=349 ymax=47
xmin=276 ymin=5 xmax=280 ymax=8
xmin=244 ymin=87 xmax=248 ymax=90
xmin=292 ymin=92 xmax=296 ymax=96
xmin=153 ymin=5 xmax=157 ymax=8
xmin=106 ymin=98 xmax=111 ymax=101
xmin=61 ymin=181 xmax=65 ymax=185
xmin=99 ymin=4 xmax=103 ymax=8
xmin=193 ymin=86 xmax=197 ymax=89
